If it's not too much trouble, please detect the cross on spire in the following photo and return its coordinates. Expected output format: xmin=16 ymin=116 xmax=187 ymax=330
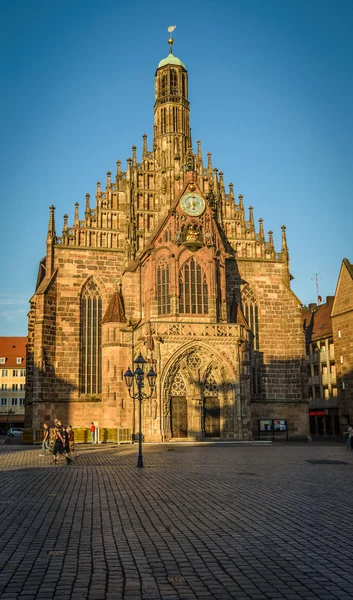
xmin=168 ymin=25 xmax=176 ymax=53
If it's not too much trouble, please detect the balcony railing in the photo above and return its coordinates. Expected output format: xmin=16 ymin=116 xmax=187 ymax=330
xmin=0 ymin=406 xmax=25 ymax=415
xmin=308 ymin=352 xmax=319 ymax=363
xmin=321 ymin=373 xmax=336 ymax=385
xmin=319 ymin=350 xmax=335 ymax=362
xmin=308 ymin=397 xmax=338 ymax=409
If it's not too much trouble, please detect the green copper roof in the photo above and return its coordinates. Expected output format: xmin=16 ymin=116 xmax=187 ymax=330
xmin=158 ymin=53 xmax=186 ymax=70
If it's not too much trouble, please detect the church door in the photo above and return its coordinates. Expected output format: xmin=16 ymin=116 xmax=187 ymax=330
xmin=171 ymin=396 xmax=188 ymax=438
xmin=204 ymin=396 xmax=220 ymax=437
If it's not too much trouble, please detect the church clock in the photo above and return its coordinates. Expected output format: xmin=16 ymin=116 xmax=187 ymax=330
xmin=180 ymin=192 xmax=205 ymax=217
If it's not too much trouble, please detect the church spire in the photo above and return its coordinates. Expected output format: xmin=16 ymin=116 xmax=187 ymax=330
xmin=46 ymin=205 xmax=56 ymax=276
xmin=281 ymin=225 xmax=289 ymax=261
xmin=142 ymin=134 xmax=148 ymax=158
xmin=47 ymin=205 xmax=56 ymax=239
xmin=154 ymin=26 xmax=190 ymax=175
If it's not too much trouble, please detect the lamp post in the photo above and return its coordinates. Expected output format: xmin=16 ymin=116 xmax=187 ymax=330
xmin=8 ymin=409 xmax=15 ymax=435
xmin=124 ymin=354 xmax=157 ymax=468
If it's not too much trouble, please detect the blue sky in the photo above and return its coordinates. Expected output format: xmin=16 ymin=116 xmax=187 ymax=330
xmin=0 ymin=0 xmax=352 ymax=336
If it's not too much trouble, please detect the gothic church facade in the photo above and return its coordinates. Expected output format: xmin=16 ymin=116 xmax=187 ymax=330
xmin=25 ymin=36 xmax=308 ymax=441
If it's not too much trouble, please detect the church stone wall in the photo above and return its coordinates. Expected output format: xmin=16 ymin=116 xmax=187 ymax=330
xmin=250 ymin=402 xmax=309 ymax=439
xmin=52 ymin=246 xmax=123 ymax=399
xmin=239 ymin=259 xmax=306 ymax=398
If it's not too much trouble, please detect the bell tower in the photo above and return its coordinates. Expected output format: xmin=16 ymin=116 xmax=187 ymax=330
xmin=154 ymin=27 xmax=191 ymax=171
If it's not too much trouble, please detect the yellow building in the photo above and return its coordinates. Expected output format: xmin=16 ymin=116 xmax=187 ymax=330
xmin=0 ymin=337 xmax=27 ymax=431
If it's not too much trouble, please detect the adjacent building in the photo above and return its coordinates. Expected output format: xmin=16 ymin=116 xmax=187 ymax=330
xmin=331 ymin=259 xmax=353 ymax=430
xmin=303 ymin=258 xmax=353 ymax=436
xmin=303 ymin=297 xmax=339 ymax=436
xmin=25 ymin=34 xmax=308 ymax=441
xmin=0 ymin=337 xmax=27 ymax=431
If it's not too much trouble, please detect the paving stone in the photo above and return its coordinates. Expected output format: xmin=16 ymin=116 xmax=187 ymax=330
xmin=0 ymin=443 xmax=353 ymax=599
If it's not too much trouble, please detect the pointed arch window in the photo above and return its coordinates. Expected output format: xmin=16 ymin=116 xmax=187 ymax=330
xmin=80 ymin=280 xmax=102 ymax=394
xmin=157 ymin=260 xmax=170 ymax=315
xmin=179 ymin=257 xmax=208 ymax=314
xmin=182 ymin=73 xmax=186 ymax=97
xmin=161 ymin=74 xmax=167 ymax=97
xmin=161 ymin=108 xmax=167 ymax=134
xmin=170 ymin=69 xmax=178 ymax=95
xmin=242 ymin=286 xmax=259 ymax=350
xmin=172 ymin=107 xmax=178 ymax=132
xmin=242 ymin=285 xmax=261 ymax=396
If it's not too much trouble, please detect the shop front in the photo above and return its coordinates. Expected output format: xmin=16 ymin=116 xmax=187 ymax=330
xmin=309 ymin=409 xmax=340 ymax=436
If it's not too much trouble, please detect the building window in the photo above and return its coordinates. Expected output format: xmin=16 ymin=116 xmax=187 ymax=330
xmin=12 ymin=384 xmax=18 ymax=391
xmin=161 ymin=108 xmax=167 ymax=134
xmin=242 ymin=286 xmax=260 ymax=350
xmin=157 ymin=260 xmax=171 ymax=315
xmin=11 ymin=398 xmax=18 ymax=406
xmin=20 ymin=384 xmax=25 ymax=391
xmin=80 ymin=280 xmax=102 ymax=395
xmin=170 ymin=69 xmax=178 ymax=95
xmin=1 ymin=370 xmax=8 ymax=377
xmin=1 ymin=384 xmax=7 ymax=390
xmin=182 ymin=73 xmax=186 ymax=97
xmin=12 ymin=370 xmax=18 ymax=377
xmin=20 ymin=369 xmax=26 ymax=377
xmin=338 ymin=330 xmax=341 ymax=338
xmin=179 ymin=257 xmax=208 ymax=314
xmin=19 ymin=398 xmax=25 ymax=406
xmin=161 ymin=74 xmax=167 ymax=97
xmin=16 ymin=358 xmax=22 ymax=364
xmin=1 ymin=398 xmax=7 ymax=406
xmin=0 ymin=358 xmax=5 ymax=364
xmin=172 ymin=106 xmax=178 ymax=132
xmin=340 ymin=355 xmax=343 ymax=364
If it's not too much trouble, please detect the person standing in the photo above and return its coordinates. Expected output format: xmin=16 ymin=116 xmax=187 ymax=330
xmin=90 ymin=422 xmax=96 ymax=445
xmin=40 ymin=423 xmax=51 ymax=456
xmin=62 ymin=426 xmax=72 ymax=464
xmin=346 ymin=425 xmax=353 ymax=449
xmin=52 ymin=422 xmax=65 ymax=464
xmin=67 ymin=425 xmax=77 ymax=458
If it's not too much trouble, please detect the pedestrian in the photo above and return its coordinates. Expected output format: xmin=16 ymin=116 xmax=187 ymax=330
xmin=67 ymin=425 xmax=77 ymax=458
xmin=346 ymin=425 xmax=353 ymax=449
xmin=90 ymin=422 xmax=96 ymax=445
xmin=52 ymin=421 xmax=65 ymax=464
xmin=62 ymin=426 xmax=73 ymax=465
xmin=39 ymin=423 xmax=52 ymax=456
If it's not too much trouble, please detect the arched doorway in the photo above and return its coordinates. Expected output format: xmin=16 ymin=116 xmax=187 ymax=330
xmin=161 ymin=342 xmax=242 ymax=441
xmin=170 ymin=371 xmax=188 ymax=438
xmin=203 ymin=372 xmax=220 ymax=437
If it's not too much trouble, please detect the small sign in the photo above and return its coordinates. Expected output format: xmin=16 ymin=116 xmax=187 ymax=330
xmin=273 ymin=419 xmax=287 ymax=431
xmin=259 ymin=419 xmax=273 ymax=432
xmin=309 ymin=410 xmax=328 ymax=417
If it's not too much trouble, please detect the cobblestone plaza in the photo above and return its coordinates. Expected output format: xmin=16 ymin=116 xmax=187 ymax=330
xmin=0 ymin=442 xmax=352 ymax=600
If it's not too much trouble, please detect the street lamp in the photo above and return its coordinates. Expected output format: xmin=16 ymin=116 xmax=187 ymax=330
xmin=124 ymin=354 xmax=157 ymax=468
xmin=7 ymin=409 xmax=15 ymax=435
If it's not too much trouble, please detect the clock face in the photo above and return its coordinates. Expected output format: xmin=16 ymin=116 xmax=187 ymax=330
xmin=180 ymin=192 xmax=205 ymax=217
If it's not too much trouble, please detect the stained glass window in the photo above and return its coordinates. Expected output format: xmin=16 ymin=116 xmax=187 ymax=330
xmin=157 ymin=260 xmax=170 ymax=315
xmin=179 ymin=258 xmax=208 ymax=314
xmin=81 ymin=280 xmax=102 ymax=394
xmin=242 ymin=285 xmax=261 ymax=395
xmin=170 ymin=69 xmax=178 ymax=95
